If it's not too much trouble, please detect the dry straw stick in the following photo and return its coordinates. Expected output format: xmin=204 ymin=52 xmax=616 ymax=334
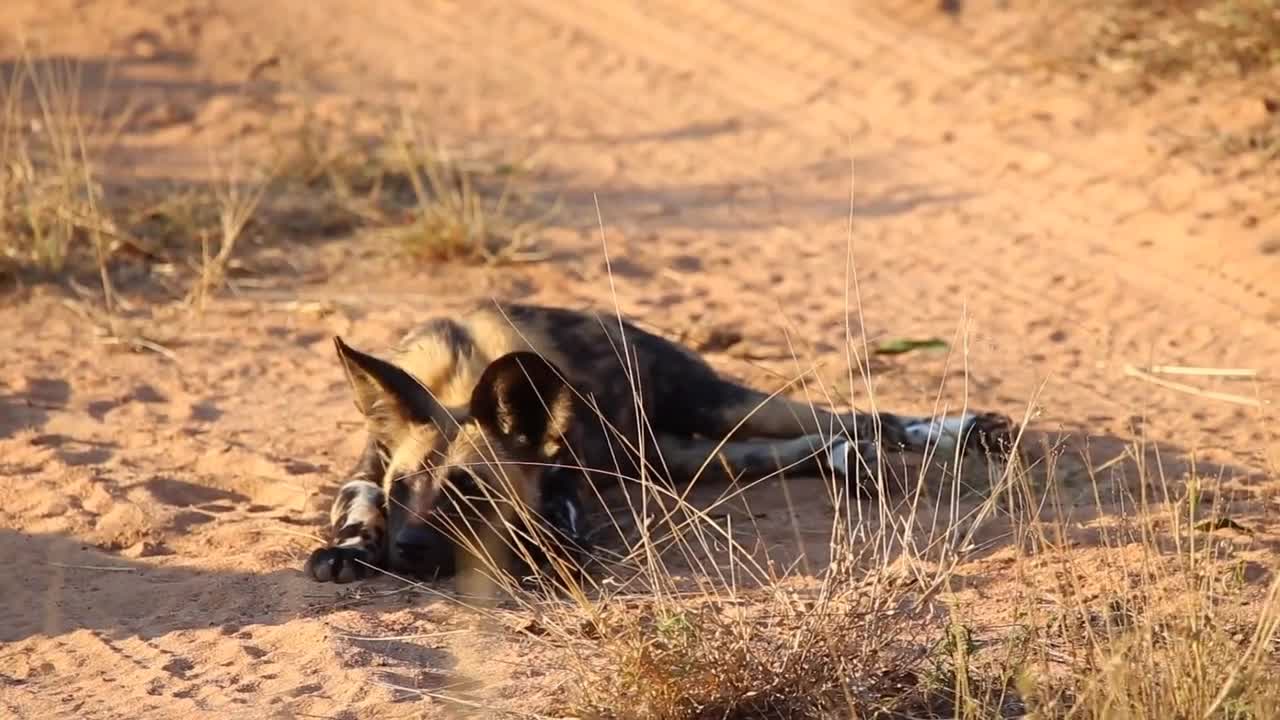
xmin=1144 ymin=365 xmax=1258 ymax=378
xmin=1123 ymin=364 xmax=1264 ymax=408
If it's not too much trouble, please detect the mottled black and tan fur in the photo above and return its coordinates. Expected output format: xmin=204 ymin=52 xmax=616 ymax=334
xmin=305 ymin=302 xmax=1013 ymax=585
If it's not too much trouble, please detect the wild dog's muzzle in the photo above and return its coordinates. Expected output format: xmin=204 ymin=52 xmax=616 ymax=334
xmin=393 ymin=523 xmax=456 ymax=577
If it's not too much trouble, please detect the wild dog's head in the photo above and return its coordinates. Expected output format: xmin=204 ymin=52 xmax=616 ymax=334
xmin=333 ymin=337 xmax=578 ymax=578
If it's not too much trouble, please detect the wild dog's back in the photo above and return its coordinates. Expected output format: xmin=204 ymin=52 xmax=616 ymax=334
xmin=389 ymin=302 xmax=692 ymax=429
xmin=387 ymin=309 xmax=537 ymax=411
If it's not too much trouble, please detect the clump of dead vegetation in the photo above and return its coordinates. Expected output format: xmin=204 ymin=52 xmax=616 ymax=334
xmin=1002 ymin=467 xmax=1280 ymax=719
xmin=1097 ymin=1 xmax=1280 ymax=80
xmin=553 ymin=584 xmax=981 ymax=718
xmin=517 ymin=490 xmax=1020 ymax=718
xmin=0 ymin=51 xmax=554 ymax=301
xmin=0 ymin=55 xmax=123 ymax=278
xmin=1 ymin=49 xmax=555 ymax=368
xmin=473 ymin=515 xmax=1026 ymax=717
xmin=271 ymin=105 xmax=554 ymax=266
xmin=1055 ymin=0 xmax=1280 ymax=88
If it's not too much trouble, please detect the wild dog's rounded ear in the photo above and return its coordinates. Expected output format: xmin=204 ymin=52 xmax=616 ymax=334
xmin=333 ymin=336 xmax=449 ymax=440
xmin=469 ymin=351 xmax=575 ymax=460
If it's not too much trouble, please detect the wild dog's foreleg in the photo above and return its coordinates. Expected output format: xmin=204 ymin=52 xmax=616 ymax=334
xmin=305 ymin=480 xmax=387 ymax=583
xmin=537 ymin=468 xmax=589 ymax=554
xmin=503 ymin=467 xmax=592 ymax=584
xmin=685 ymin=378 xmax=1013 ymax=459
xmin=305 ymin=438 xmax=389 ymax=584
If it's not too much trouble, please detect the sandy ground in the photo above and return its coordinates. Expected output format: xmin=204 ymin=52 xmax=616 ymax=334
xmin=2 ymin=1 xmax=1280 ymax=718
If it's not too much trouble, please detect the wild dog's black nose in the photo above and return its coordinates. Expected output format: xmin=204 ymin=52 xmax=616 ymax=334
xmin=395 ymin=524 xmax=455 ymax=576
xmin=396 ymin=523 xmax=440 ymax=553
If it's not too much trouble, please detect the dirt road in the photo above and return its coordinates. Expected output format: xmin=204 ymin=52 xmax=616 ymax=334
xmin=2 ymin=1 xmax=1277 ymax=717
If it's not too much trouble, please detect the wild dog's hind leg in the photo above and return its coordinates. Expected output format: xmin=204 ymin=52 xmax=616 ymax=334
xmin=673 ymin=375 xmax=1013 ymax=460
xmin=653 ymin=433 xmax=837 ymax=486
xmin=653 ymin=418 xmax=1012 ymax=499
xmin=305 ymin=438 xmax=389 ymax=584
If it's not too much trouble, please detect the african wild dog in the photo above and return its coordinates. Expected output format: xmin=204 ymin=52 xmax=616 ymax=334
xmin=304 ymin=301 xmax=1013 ymax=585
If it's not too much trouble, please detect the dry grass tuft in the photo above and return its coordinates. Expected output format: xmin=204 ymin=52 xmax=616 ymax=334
xmin=387 ymin=122 xmax=554 ymax=265
xmin=1047 ymin=612 xmax=1280 ymax=718
xmin=1078 ymin=1 xmax=1280 ymax=85
xmin=0 ymin=51 xmax=128 ymax=280
xmin=1014 ymin=571 xmax=1280 ymax=719
xmin=3 ymin=50 xmax=554 ymax=303
xmin=998 ymin=447 xmax=1280 ymax=720
xmin=183 ymin=154 xmax=278 ymax=310
xmin=272 ymin=107 xmax=556 ymax=266
xmin=0 ymin=50 xmax=274 ymax=310
xmin=554 ymin=583 xmax=1021 ymax=719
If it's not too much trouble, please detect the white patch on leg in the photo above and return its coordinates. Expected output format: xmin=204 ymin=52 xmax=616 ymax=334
xmin=332 ymin=480 xmax=385 ymax=548
xmin=562 ymin=497 xmax=580 ymax=537
xmin=332 ymin=479 xmax=385 ymax=525
xmin=336 ymin=530 xmax=368 ymax=548
xmin=818 ymin=436 xmax=879 ymax=486
xmin=901 ymin=413 xmax=976 ymax=453
xmin=827 ymin=437 xmax=851 ymax=479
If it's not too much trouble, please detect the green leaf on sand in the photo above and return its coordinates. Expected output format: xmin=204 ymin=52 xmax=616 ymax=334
xmin=873 ymin=337 xmax=949 ymax=356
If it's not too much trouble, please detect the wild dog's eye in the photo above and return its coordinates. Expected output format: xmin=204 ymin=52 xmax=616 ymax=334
xmin=388 ymin=475 xmax=412 ymax=504
xmin=444 ymin=469 xmax=480 ymax=496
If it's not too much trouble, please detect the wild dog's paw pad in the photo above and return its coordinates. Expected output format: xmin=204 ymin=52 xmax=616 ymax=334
xmin=952 ymin=409 xmax=1018 ymax=453
xmin=900 ymin=412 xmax=1017 ymax=458
xmin=962 ymin=412 xmax=1017 ymax=458
xmin=304 ymin=546 xmax=373 ymax=584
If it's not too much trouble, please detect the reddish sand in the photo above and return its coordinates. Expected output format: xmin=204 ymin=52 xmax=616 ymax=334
xmin=2 ymin=1 xmax=1278 ymax=717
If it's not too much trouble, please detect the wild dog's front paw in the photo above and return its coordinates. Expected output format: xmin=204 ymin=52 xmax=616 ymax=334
xmin=538 ymin=483 xmax=592 ymax=562
xmin=537 ymin=521 xmax=592 ymax=581
xmin=305 ymin=546 xmax=374 ymax=584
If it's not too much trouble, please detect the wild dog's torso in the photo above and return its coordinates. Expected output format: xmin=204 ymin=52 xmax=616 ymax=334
xmin=387 ymin=301 xmax=747 ymax=477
